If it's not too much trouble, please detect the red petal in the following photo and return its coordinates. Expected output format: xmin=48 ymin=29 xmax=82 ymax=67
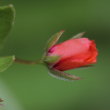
xmin=48 ymin=38 xmax=98 ymax=71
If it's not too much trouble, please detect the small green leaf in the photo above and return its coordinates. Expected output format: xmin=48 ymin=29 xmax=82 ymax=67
xmin=0 ymin=56 xmax=15 ymax=72
xmin=0 ymin=4 xmax=15 ymax=49
xmin=48 ymin=68 xmax=80 ymax=81
xmin=44 ymin=55 xmax=60 ymax=64
xmin=72 ymin=32 xmax=85 ymax=39
xmin=46 ymin=30 xmax=64 ymax=51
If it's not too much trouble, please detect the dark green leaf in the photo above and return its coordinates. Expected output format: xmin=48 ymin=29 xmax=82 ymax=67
xmin=0 ymin=56 xmax=15 ymax=72
xmin=0 ymin=4 xmax=15 ymax=49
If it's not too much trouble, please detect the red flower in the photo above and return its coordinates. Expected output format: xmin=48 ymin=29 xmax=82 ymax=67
xmin=48 ymin=38 xmax=98 ymax=71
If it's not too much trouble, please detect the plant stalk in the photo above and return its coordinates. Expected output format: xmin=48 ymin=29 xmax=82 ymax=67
xmin=14 ymin=58 xmax=42 ymax=65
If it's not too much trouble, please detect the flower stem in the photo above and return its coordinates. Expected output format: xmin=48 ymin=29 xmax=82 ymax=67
xmin=14 ymin=58 xmax=42 ymax=65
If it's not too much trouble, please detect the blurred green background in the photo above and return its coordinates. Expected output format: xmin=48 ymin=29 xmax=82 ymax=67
xmin=0 ymin=0 xmax=110 ymax=110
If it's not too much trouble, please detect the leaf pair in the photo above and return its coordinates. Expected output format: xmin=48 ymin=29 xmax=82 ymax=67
xmin=0 ymin=5 xmax=15 ymax=72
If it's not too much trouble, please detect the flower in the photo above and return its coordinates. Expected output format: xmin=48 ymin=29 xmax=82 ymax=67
xmin=44 ymin=31 xmax=98 ymax=80
xmin=47 ymin=38 xmax=98 ymax=71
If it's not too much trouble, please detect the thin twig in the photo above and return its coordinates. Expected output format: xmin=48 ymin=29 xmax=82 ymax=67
xmin=14 ymin=58 xmax=41 ymax=65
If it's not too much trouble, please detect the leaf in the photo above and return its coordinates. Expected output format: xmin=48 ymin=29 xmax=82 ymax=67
xmin=0 ymin=4 xmax=15 ymax=49
xmin=72 ymin=32 xmax=85 ymax=39
xmin=46 ymin=30 xmax=64 ymax=51
xmin=48 ymin=68 xmax=80 ymax=81
xmin=44 ymin=55 xmax=60 ymax=64
xmin=0 ymin=56 xmax=15 ymax=72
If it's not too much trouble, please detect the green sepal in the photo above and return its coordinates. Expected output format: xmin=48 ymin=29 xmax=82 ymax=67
xmin=46 ymin=30 xmax=64 ymax=51
xmin=0 ymin=4 xmax=15 ymax=49
xmin=48 ymin=68 xmax=80 ymax=81
xmin=0 ymin=56 xmax=15 ymax=72
xmin=72 ymin=32 xmax=85 ymax=39
xmin=44 ymin=55 xmax=60 ymax=64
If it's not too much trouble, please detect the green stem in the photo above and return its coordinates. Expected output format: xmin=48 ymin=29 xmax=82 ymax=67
xmin=14 ymin=58 xmax=42 ymax=65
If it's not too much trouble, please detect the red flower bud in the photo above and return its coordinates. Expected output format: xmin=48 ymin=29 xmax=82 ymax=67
xmin=48 ymin=38 xmax=98 ymax=71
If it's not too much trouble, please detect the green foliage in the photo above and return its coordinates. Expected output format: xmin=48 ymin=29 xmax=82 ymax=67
xmin=0 ymin=56 xmax=15 ymax=72
xmin=0 ymin=4 xmax=15 ymax=72
xmin=0 ymin=4 xmax=15 ymax=49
